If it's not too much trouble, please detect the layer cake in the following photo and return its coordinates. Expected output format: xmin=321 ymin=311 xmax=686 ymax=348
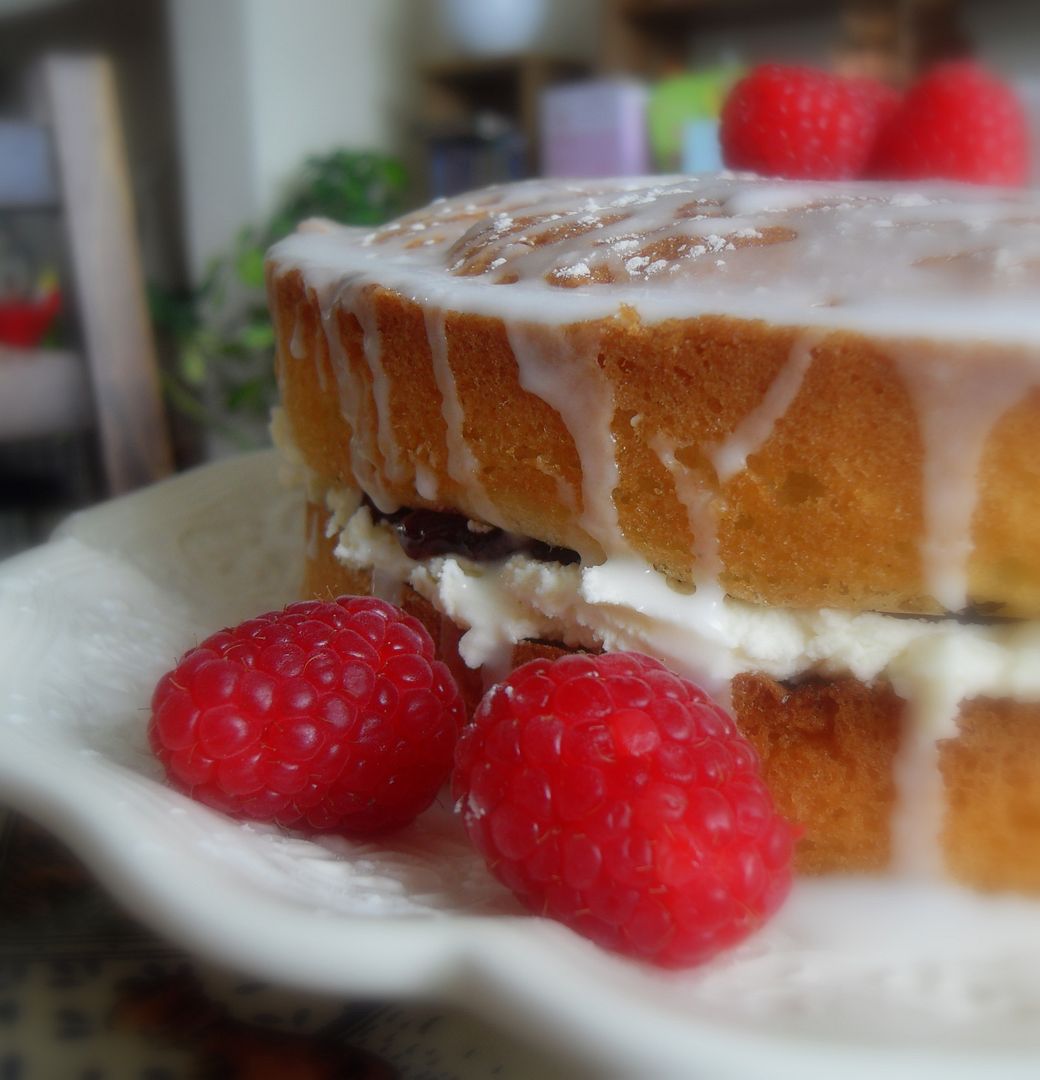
xmin=266 ymin=175 xmax=1040 ymax=891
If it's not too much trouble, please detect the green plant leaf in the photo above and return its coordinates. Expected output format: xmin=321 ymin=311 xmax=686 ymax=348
xmin=225 ymin=374 xmax=275 ymax=412
xmin=236 ymin=322 xmax=276 ymax=350
xmin=235 ymin=247 xmax=267 ymax=288
xmin=179 ymin=341 xmax=208 ymax=386
xmin=155 ymin=147 xmax=409 ymax=430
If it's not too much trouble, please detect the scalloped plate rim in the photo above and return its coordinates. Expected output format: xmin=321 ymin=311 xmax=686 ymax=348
xmin=0 ymin=454 xmax=1038 ymax=1079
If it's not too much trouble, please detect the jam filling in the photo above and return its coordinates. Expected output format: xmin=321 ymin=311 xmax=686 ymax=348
xmin=886 ymin=602 xmax=1009 ymax=625
xmin=364 ymin=497 xmax=580 ymax=566
xmin=363 ymin=500 xmax=1003 ymax=624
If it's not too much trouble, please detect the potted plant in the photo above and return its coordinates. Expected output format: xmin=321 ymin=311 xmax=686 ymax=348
xmin=155 ymin=150 xmax=409 ymax=453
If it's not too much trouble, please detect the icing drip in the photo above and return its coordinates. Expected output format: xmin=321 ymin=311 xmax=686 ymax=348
xmin=289 ymin=310 xmax=309 ymax=362
xmin=552 ymin=472 xmax=580 ymax=513
xmin=647 ymin=331 xmax=820 ymax=630
xmin=650 ymin=434 xmax=725 ymax=617
xmin=711 ymin=331 xmax=819 ymax=483
xmin=890 ymin=683 xmax=958 ymax=879
xmin=370 ymin=565 xmax=403 ymax=605
xmin=480 ymin=644 xmax=516 ymax=693
xmin=646 ymin=437 xmax=732 ymax=710
xmin=414 ymin=462 xmax=439 ymax=503
xmin=317 ymin=281 xmax=396 ymax=512
xmin=353 ymin=287 xmax=407 ymax=486
xmin=887 ymin=630 xmax=1013 ymax=878
xmin=506 ymin=322 xmax=622 ymax=558
xmin=888 ymin=342 xmax=1038 ymax=875
xmin=892 ymin=344 xmax=1037 ymax=613
xmin=423 ymin=309 xmax=498 ymax=524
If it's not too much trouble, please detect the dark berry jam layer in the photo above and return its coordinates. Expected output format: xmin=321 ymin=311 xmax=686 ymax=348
xmin=364 ymin=497 xmax=579 ymax=566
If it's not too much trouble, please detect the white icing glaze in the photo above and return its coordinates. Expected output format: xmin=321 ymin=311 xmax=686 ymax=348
xmin=649 ymin=434 xmax=727 ymax=674
xmin=889 ymin=659 xmax=963 ymax=877
xmin=370 ymin=565 xmax=403 ymax=605
xmin=648 ymin=329 xmax=822 ymax=629
xmin=324 ymin=284 xmax=398 ymax=513
xmin=711 ymin=330 xmax=820 ymax=483
xmin=353 ymin=286 xmax=407 ymax=486
xmin=413 ymin=461 xmax=439 ymax=503
xmin=288 ymin=309 xmax=309 ymax=362
xmin=506 ymin=322 xmax=620 ymax=557
xmin=651 ymin=436 xmax=722 ymax=590
xmin=268 ymin=406 xmax=324 ymax=503
xmin=304 ymin=505 xmax=320 ymax=561
xmin=423 ymin=309 xmax=498 ymax=523
xmin=891 ymin=343 xmax=1040 ymax=612
xmin=270 ymin=176 xmax=1040 ymax=342
xmin=479 ymin=644 xmax=516 ymax=694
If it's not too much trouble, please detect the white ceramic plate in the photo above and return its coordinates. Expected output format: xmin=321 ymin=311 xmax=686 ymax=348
xmin=3 ymin=451 xmax=1040 ymax=1079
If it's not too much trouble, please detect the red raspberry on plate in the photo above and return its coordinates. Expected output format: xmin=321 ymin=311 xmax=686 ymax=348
xmin=453 ymin=652 xmax=796 ymax=968
xmin=149 ymin=596 xmax=463 ymax=835
xmin=721 ymin=63 xmax=900 ymax=179
xmin=867 ymin=61 xmax=1027 ymax=185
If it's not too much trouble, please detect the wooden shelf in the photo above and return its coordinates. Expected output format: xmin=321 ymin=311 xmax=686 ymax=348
xmin=615 ymin=0 xmax=834 ymax=26
xmin=0 ymin=58 xmax=173 ymax=496
xmin=602 ymin=0 xmax=968 ymax=81
xmin=603 ymin=0 xmax=836 ymax=74
xmin=422 ymin=53 xmax=590 ymax=173
xmin=424 ymin=53 xmax=588 ymax=82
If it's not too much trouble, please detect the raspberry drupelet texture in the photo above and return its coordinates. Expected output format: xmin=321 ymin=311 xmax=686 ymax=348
xmin=150 ymin=596 xmax=464 ymax=835
xmin=721 ymin=63 xmax=899 ymax=180
xmin=453 ymin=652 xmax=796 ymax=968
xmin=868 ymin=61 xmax=1027 ymax=186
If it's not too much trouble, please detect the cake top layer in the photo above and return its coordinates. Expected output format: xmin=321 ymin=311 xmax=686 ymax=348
xmin=270 ymin=175 xmax=1040 ymax=342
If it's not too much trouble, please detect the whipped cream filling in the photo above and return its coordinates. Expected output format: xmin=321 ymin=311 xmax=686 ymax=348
xmin=330 ymin=495 xmax=1040 ymax=716
xmin=309 ymin=482 xmax=1040 ymax=877
xmin=290 ymin=333 xmax=1006 ymax=728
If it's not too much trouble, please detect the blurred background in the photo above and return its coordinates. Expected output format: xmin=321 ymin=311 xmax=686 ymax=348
xmin=1 ymin=2 xmax=1039 ymax=1075
xmin=0 ymin=0 xmax=1038 ymax=560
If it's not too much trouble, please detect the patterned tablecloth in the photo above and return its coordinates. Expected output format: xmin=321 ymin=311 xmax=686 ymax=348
xmin=0 ymin=809 xmax=594 ymax=1080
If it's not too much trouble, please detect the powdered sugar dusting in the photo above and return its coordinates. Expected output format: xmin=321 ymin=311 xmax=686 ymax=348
xmin=271 ymin=175 xmax=1040 ymax=341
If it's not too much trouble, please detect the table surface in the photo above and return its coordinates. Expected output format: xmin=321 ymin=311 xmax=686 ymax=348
xmin=0 ymin=808 xmax=597 ymax=1080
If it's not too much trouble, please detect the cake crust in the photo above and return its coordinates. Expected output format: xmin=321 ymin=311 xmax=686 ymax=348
xmin=270 ymin=176 xmax=1040 ymax=616
xmin=269 ymin=176 xmax=1040 ymax=895
xmin=273 ymin=270 xmax=1040 ymax=617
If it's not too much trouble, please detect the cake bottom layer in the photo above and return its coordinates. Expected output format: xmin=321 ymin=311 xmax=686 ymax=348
xmin=302 ymin=500 xmax=1040 ymax=895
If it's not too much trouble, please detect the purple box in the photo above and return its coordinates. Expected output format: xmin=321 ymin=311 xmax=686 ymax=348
xmin=540 ymin=79 xmax=648 ymax=178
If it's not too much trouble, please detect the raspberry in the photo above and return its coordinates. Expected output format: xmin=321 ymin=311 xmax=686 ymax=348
xmin=721 ymin=64 xmax=899 ymax=180
xmin=867 ymin=61 xmax=1027 ymax=185
xmin=453 ymin=652 xmax=796 ymax=968
xmin=149 ymin=596 xmax=464 ymax=835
